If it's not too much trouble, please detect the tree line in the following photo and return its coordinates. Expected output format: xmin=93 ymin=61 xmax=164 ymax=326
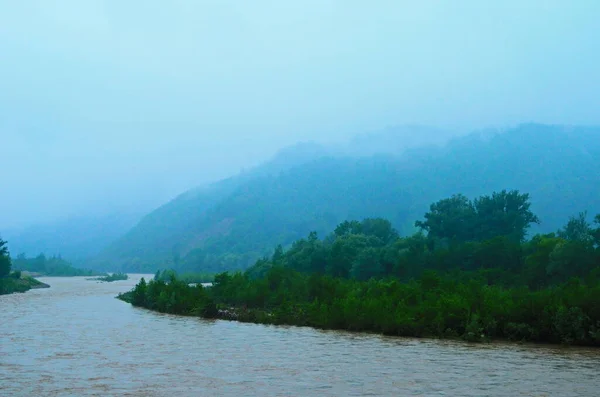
xmin=120 ymin=190 xmax=600 ymax=345
xmin=0 ymin=238 xmax=12 ymax=278
xmin=0 ymin=239 xmax=48 ymax=294
xmin=11 ymin=253 xmax=101 ymax=276
xmin=153 ymin=269 xmax=215 ymax=284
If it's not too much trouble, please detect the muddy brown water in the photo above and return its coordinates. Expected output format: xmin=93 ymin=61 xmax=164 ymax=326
xmin=1 ymin=275 xmax=598 ymax=396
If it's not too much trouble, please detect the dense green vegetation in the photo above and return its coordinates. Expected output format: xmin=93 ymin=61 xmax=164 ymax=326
xmin=154 ymin=269 xmax=214 ymax=284
xmin=92 ymin=272 xmax=128 ymax=282
xmin=0 ymin=238 xmax=11 ymax=278
xmin=101 ymin=124 xmax=600 ymax=274
xmin=121 ymin=190 xmax=600 ymax=346
xmin=11 ymin=253 xmax=101 ymax=276
xmin=0 ymin=273 xmax=49 ymax=294
xmin=118 ymin=275 xmax=217 ymax=318
xmin=0 ymin=238 xmax=49 ymax=294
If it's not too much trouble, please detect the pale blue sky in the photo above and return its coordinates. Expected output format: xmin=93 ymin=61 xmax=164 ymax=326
xmin=1 ymin=0 xmax=599 ymax=229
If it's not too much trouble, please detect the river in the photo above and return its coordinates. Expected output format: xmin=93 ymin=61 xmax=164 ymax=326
xmin=1 ymin=275 xmax=598 ymax=396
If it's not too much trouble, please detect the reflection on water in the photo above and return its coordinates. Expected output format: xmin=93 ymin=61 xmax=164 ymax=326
xmin=1 ymin=275 xmax=599 ymax=396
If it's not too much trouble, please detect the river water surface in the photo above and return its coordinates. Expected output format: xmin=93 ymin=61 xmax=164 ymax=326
xmin=1 ymin=275 xmax=599 ymax=396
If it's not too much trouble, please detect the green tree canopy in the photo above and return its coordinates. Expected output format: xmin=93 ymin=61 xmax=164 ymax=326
xmin=594 ymin=214 xmax=600 ymax=247
xmin=0 ymin=238 xmax=11 ymax=277
xmin=416 ymin=190 xmax=539 ymax=244
xmin=414 ymin=194 xmax=477 ymax=242
xmin=557 ymin=211 xmax=593 ymax=243
xmin=473 ymin=190 xmax=540 ymax=242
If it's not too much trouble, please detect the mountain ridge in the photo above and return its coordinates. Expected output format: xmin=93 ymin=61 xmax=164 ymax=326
xmin=94 ymin=123 xmax=600 ymax=273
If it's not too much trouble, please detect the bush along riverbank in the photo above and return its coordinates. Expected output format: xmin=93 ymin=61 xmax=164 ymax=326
xmin=117 ymin=275 xmax=217 ymax=317
xmin=90 ymin=272 xmax=129 ymax=282
xmin=1 ymin=238 xmax=50 ymax=295
xmin=118 ymin=190 xmax=600 ymax=346
xmin=120 ymin=268 xmax=600 ymax=346
xmin=0 ymin=271 xmax=50 ymax=295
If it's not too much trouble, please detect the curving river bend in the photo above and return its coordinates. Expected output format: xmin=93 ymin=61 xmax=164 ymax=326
xmin=1 ymin=275 xmax=599 ymax=396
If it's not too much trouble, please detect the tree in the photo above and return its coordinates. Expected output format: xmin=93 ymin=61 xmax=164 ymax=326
xmin=285 ymin=231 xmax=327 ymax=274
xmin=557 ymin=212 xmax=593 ymax=243
xmin=271 ymin=244 xmax=285 ymax=265
xmin=546 ymin=239 xmax=596 ymax=281
xmin=334 ymin=221 xmax=362 ymax=237
xmin=360 ymin=218 xmax=398 ymax=245
xmin=415 ymin=194 xmax=477 ymax=243
xmin=0 ymin=238 xmax=11 ymax=277
xmin=473 ymin=235 xmax=523 ymax=272
xmin=382 ymin=233 xmax=430 ymax=279
xmin=31 ymin=253 xmax=47 ymax=273
xmin=523 ymin=234 xmax=562 ymax=287
xmin=131 ymin=277 xmax=147 ymax=306
xmin=350 ymin=247 xmax=383 ymax=280
xmin=592 ymin=214 xmax=600 ymax=247
xmin=473 ymin=190 xmax=539 ymax=242
xmin=327 ymin=234 xmax=380 ymax=278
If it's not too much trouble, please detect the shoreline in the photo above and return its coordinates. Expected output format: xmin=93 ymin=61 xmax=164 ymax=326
xmin=116 ymin=297 xmax=597 ymax=348
xmin=0 ymin=276 xmax=50 ymax=295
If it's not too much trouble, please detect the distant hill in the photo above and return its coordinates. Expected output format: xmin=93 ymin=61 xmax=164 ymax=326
xmin=95 ymin=124 xmax=600 ymax=273
xmin=90 ymin=141 xmax=336 ymax=271
xmin=4 ymin=212 xmax=142 ymax=265
xmin=4 ymin=125 xmax=449 ymax=267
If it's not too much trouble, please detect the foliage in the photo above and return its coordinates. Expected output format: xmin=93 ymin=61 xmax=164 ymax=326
xmin=415 ymin=190 xmax=539 ymax=245
xmin=11 ymin=253 xmax=100 ymax=276
xmin=118 ymin=189 xmax=600 ymax=345
xmin=0 ymin=274 xmax=48 ymax=295
xmin=93 ymin=272 xmax=128 ymax=282
xmin=0 ymin=238 xmax=12 ymax=277
xmin=0 ymin=240 xmax=51 ymax=295
xmin=558 ymin=211 xmax=594 ymax=243
xmin=414 ymin=194 xmax=476 ymax=243
xmin=98 ymin=125 xmax=600 ymax=273
xmin=122 ymin=265 xmax=600 ymax=346
xmin=118 ymin=276 xmax=217 ymax=318
xmin=153 ymin=269 xmax=214 ymax=284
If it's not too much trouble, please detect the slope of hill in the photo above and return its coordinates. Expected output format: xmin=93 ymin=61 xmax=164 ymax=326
xmin=97 ymin=124 xmax=600 ymax=273
xmin=91 ymin=142 xmax=333 ymax=270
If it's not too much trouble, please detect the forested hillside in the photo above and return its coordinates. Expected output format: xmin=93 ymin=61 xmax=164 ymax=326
xmin=121 ymin=190 xmax=600 ymax=345
xmin=99 ymin=124 xmax=600 ymax=273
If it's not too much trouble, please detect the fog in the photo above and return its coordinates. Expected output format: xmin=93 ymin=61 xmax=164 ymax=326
xmin=2 ymin=1 xmax=599 ymax=230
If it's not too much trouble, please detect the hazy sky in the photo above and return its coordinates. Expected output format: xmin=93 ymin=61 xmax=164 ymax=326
xmin=1 ymin=0 xmax=599 ymax=229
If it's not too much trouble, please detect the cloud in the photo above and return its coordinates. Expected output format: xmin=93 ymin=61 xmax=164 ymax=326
xmin=1 ymin=0 xmax=599 ymax=229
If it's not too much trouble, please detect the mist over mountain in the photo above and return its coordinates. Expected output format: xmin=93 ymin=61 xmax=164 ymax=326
xmin=3 ymin=212 xmax=142 ymax=264
xmin=3 ymin=1 xmax=599 ymax=235
xmin=89 ymin=125 xmax=447 ymax=269
xmin=86 ymin=123 xmax=600 ymax=273
xmin=5 ymin=125 xmax=453 ymax=264
xmin=340 ymin=125 xmax=457 ymax=157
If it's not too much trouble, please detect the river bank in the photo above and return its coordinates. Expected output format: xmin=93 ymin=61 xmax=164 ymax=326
xmin=0 ymin=274 xmax=50 ymax=295
xmin=118 ymin=269 xmax=600 ymax=347
xmin=120 ymin=301 xmax=600 ymax=348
